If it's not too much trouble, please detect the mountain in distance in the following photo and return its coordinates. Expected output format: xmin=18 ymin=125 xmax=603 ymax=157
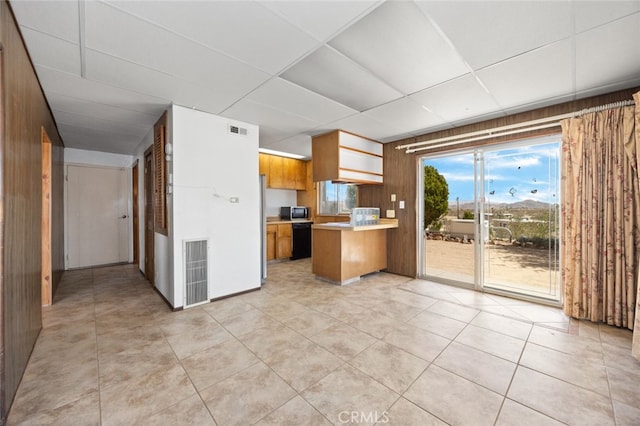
xmin=454 ymin=199 xmax=556 ymax=210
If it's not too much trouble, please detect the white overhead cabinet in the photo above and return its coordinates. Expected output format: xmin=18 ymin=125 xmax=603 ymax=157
xmin=312 ymin=130 xmax=383 ymax=184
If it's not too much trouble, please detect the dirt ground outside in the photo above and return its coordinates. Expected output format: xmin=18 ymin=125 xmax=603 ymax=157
xmin=424 ymin=238 xmax=561 ymax=299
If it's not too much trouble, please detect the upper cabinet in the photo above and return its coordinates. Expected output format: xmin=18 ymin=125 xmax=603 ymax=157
xmin=259 ymin=153 xmax=306 ymax=190
xmin=312 ymin=130 xmax=383 ymax=184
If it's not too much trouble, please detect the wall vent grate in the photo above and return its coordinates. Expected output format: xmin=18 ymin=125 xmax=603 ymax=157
xmin=184 ymin=239 xmax=208 ymax=307
xmin=228 ymin=124 xmax=248 ymax=136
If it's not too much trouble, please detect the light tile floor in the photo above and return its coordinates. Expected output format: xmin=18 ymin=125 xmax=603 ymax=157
xmin=7 ymin=260 xmax=640 ymax=425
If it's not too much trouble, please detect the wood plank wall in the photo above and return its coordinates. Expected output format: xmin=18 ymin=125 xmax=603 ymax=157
xmin=359 ymin=87 xmax=640 ymax=278
xmin=0 ymin=1 xmax=64 ymax=420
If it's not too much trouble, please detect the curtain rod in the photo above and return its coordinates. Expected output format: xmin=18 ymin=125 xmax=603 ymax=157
xmin=396 ymin=99 xmax=636 ymax=154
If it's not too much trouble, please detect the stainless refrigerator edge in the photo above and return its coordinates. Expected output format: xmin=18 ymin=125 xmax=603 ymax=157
xmin=260 ymin=174 xmax=267 ymax=284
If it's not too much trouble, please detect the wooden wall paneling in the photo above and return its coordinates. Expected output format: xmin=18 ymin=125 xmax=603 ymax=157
xmin=295 ymin=159 xmax=306 ymax=190
xmin=359 ymin=142 xmax=417 ymax=278
xmin=296 ymin=160 xmax=316 ymax=218
xmin=1 ymin=1 xmax=65 ymax=420
xmin=0 ymin=21 xmax=5 ymax=422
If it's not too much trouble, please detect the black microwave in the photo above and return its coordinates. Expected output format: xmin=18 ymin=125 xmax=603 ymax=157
xmin=280 ymin=206 xmax=309 ymax=220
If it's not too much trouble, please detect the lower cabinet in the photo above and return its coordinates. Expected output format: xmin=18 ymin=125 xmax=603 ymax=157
xmin=267 ymin=223 xmax=292 ymax=260
xmin=276 ymin=223 xmax=292 ymax=259
xmin=266 ymin=225 xmax=277 ymax=261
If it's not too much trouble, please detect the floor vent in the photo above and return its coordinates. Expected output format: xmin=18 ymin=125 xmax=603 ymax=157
xmin=228 ymin=124 xmax=248 ymax=136
xmin=184 ymin=239 xmax=208 ymax=307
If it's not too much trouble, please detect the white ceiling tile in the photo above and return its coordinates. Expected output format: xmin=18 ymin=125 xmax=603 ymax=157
xmin=574 ymin=1 xmax=640 ymax=33
xmin=34 ymin=66 xmax=169 ymax=116
xmin=379 ymin=132 xmax=416 ymax=143
xmin=264 ymin=134 xmax=312 ymax=158
xmin=85 ymin=1 xmax=269 ymax=102
xmin=84 ymin=49 xmax=255 ymax=114
xmin=57 ymin=124 xmax=142 ymax=155
xmin=245 ymin=78 xmax=357 ymax=124
xmin=281 ymin=46 xmax=402 ymax=111
xmin=418 ymin=1 xmax=572 ymax=70
xmin=52 ymin=109 xmax=148 ymax=138
xmin=222 ymin=99 xmax=319 ymax=135
xmin=444 ymin=111 xmax=506 ymax=129
xmin=48 ymin=94 xmax=157 ymax=131
xmin=261 ymin=1 xmax=379 ymax=41
xmin=575 ymin=13 xmax=640 ymax=92
xmin=106 ymin=0 xmax=318 ymax=74
xmin=20 ymin=28 xmax=81 ymax=76
xmin=9 ymin=0 xmax=79 ymax=43
xmin=363 ymin=97 xmax=446 ymax=133
xmin=410 ymin=74 xmax=502 ymax=123
xmin=476 ymin=39 xmax=574 ymax=110
xmin=257 ymin=126 xmax=295 ymax=146
xmin=329 ymin=1 xmax=469 ymax=94
xmin=322 ymin=114 xmax=405 ymax=141
xmin=502 ymin=93 xmax=575 ymax=116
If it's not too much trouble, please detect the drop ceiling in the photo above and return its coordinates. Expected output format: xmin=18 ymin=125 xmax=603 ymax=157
xmin=9 ymin=0 xmax=640 ymax=157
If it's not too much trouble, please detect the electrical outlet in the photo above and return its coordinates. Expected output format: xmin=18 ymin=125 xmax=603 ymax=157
xmin=386 ymin=209 xmax=395 ymax=218
xmin=399 ymin=200 xmax=405 ymax=209
xmin=391 ymin=193 xmax=396 ymax=202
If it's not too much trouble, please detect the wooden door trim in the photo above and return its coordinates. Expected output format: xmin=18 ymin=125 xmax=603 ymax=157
xmin=144 ymin=147 xmax=155 ymax=285
xmin=41 ymin=128 xmax=52 ymax=306
xmin=132 ymin=160 xmax=139 ymax=266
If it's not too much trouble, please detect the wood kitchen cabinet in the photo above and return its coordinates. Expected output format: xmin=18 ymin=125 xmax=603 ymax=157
xmin=266 ymin=223 xmax=292 ymax=260
xmin=259 ymin=153 xmax=306 ymax=190
xmin=276 ymin=223 xmax=292 ymax=259
xmin=312 ymin=130 xmax=383 ymax=184
xmin=266 ymin=224 xmax=277 ymax=261
xmin=259 ymin=154 xmax=271 ymax=187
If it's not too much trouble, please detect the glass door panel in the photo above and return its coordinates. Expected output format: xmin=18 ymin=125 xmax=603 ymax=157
xmin=421 ymin=153 xmax=477 ymax=287
xmin=482 ymin=142 xmax=561 ymax=300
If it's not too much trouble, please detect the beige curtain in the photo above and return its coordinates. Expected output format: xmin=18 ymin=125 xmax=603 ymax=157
xmin=561 ymin=92 xmax=640 ymax=360
xmin=634 ymin=91 xmax=640 ymax=360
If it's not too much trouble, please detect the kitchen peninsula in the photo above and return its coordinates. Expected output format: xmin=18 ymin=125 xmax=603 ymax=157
xmin=312 ymin=219 xmax=398 ymax=284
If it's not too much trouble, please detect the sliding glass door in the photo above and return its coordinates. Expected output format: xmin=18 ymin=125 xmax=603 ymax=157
xmin=420 ymin=136 xmax=561 ymax=302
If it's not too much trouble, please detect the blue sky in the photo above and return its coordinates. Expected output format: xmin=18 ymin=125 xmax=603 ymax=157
xmin=423 ymin=141 xmax=560 ymax=205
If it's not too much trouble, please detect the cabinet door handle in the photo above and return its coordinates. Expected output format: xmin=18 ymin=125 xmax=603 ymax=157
xmin=121 ymin=215 xmax=128 ymax=219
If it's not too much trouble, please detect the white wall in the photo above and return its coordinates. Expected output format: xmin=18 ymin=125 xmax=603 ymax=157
xmin=171 ymin=105 xmax=260 ymax=307
xmin=265 ymin=188 xmax=297 ymax=217
xmin=65 ymin=147 xmax=134 ymax=168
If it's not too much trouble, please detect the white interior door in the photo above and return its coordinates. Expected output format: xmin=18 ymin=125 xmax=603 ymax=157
xmin=67 ymin=165 xmax=129 ymax=268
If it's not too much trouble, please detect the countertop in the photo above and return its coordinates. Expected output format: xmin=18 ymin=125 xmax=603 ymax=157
xmin=312 ymin=218 xmax=398 ymax=231
xmin=266 ymin=218 xmax=314 ymax=225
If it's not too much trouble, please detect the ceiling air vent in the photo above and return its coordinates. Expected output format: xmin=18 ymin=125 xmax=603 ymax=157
xmin=228 ymin=124 xmax=248 ymax=136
